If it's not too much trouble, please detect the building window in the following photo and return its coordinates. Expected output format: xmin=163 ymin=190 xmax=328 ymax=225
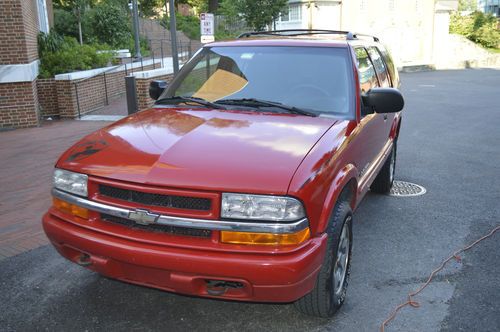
xmin=280 ymin=4 xmax=301 ymax=22
xmin=289 ymin=4 xmax=301 ymax=21
xmin=37 ymin=0 xmax=49 ymax=33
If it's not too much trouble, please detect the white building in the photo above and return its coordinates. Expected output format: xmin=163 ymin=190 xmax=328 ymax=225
xmin=274 ymin=0 xmax=459 ymax=68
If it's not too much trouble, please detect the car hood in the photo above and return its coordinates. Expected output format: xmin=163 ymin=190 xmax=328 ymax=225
xmin=57 ymin=108 xmax=337 ymax=194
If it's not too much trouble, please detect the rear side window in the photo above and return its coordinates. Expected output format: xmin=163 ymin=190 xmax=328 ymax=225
xmin=377 ymin=44 xmax=399 ymax=88
xmin=367 ymin=47 xmax=391 ymax=87
xmin=355 ymin=47 xmax=378 ymax=93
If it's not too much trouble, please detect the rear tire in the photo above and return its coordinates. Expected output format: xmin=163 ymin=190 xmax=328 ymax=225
xmin=294 ymin=201 xmax=353 ymax=318
xmin=371 ymin=140 xmax=397 ymax=194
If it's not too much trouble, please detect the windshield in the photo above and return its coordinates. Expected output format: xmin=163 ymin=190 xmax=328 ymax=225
xmin=161 ymin=46 xmax=354 ymax=117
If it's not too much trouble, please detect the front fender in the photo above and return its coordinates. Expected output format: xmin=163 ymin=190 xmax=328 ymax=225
xmin=287 ymin=120 xmax=359 ymax=236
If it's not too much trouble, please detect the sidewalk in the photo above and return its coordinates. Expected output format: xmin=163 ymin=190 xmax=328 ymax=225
xmin=0 ymin=120 xmax=111 ymax=260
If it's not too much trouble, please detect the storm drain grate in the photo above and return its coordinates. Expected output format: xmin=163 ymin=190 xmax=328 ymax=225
xmin=389 ymin=181 xmax=426 ymax=197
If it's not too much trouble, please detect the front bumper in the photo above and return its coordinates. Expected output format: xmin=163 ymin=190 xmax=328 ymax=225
xmin=43 ymin=211 xmax=327 ymax=302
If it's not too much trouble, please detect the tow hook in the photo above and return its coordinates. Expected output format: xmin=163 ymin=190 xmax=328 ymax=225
xmin=76 ymin=253 xmax=92 ymax=267
xmin=205 ymin=280 xmax=243 ymax=296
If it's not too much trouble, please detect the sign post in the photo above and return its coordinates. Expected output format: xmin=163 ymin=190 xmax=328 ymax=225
xmin=200 ymin=13 xmax=215 ymax=44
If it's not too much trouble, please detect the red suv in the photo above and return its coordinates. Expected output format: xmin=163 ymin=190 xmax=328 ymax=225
xmin=43 ymin=30 xmax=403 ymax=318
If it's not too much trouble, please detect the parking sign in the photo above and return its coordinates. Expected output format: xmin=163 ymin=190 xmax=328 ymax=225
xmin=200 ymin=13 xmax=215 ymax=43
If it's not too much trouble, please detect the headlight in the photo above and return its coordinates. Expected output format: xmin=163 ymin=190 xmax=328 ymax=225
xmin=53 ymin=168 xmax=88 ymax=197
xmin=221 ymin=193 xmax=305 ymax=222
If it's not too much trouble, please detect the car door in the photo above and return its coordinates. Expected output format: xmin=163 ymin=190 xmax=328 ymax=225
xmin=367 ymin=46 xmax=396 ymax=142
xmin=349 ymin=47 xmax=388 ymax=191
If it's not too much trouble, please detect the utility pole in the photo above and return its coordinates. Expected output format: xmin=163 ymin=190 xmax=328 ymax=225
xmin=168 ymin=0 xmax=179 ymax=74
xmin=132 ymin=0 xmax=142 ymax=59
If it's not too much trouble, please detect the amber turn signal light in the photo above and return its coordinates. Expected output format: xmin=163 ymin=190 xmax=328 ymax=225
xmin=221 ymin=227 xmax=310 ymax=246
xmin=53 ymin=197 xmax=89 ymax=219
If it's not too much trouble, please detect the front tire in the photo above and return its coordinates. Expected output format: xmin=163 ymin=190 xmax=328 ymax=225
xmin=371 ymin=140 xmax=397 ymax=194
xmin=294 ymin=201 xmax=353 ymax=318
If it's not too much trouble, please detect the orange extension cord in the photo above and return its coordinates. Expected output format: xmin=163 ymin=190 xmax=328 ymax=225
xmin=380 ymin=224 xmax=500 ymax=332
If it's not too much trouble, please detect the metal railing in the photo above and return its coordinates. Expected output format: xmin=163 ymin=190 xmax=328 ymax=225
xmin=73 ymin=65 xmax=119 ymax=119
xmin=73 ymin=57 xmax=150 ymax=118
xmin=72 ymin=40 xmax=194 ymax=118
xmin=146 ymin=38 xmax=193 ymax=68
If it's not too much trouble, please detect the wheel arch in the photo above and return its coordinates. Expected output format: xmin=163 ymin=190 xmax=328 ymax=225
xmin=316 ymin=164 xmax=358 ymax=235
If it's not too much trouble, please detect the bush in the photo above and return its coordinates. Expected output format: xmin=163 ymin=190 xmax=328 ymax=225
xmin=450 ymin=11 xmax=500 ymax=49
xmin=128 ymin=36 xmax=151 ymax=57
xmin=162 ymin=14 xmax=201 ymax=40
xmin=38 ymin=36 xmax=115 ymax=78
xmin=38 ymin=31 xmax=64 ymax=55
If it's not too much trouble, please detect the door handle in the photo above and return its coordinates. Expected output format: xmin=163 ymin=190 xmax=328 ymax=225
xmin=383 ymin=114 xmax=388 ymax=121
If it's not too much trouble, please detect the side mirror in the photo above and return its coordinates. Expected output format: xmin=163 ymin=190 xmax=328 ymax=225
xmin=362 ymin=88 xmax=404 ymax=114
xmin=149 ymin=80 xmax=167 ymax=100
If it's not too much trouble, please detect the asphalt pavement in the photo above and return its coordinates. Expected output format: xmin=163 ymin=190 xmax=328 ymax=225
xmin=1 ymin=69 xmax=499 ymax=332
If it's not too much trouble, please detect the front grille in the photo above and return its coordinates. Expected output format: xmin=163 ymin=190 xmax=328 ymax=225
xmin=100 ymin=214 xmax=212 ymax=238
xmin=99 ymin=185 xmax=212 ymax=211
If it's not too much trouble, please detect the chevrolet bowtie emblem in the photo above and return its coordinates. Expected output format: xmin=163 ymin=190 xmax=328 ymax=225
xmin=128 ymin=209 xmax=160 ymax=225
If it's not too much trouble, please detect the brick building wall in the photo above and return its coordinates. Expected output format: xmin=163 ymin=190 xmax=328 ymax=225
xmin=54 ymin=62 xmax=160 ymax=118
xmin=0 ymin=0 xmax=42 ymax=128
xmin=37 ymin=78 xmax=58 ymax=117
xmin=0 ymin=81 xmax=39 ymax=128
xmin=21 ymin=0 xmax=41 ymax=64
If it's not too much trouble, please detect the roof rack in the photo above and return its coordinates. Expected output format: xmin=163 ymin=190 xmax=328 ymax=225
xmin=237 ymin=29 xmax=379 ymax=42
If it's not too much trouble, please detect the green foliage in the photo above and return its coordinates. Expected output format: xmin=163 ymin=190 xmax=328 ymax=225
xmin=38 ymin=32 xmax=65 ymax=56
xmin=129 ymin=36 xmax=151 ymax=57
xmin=219 ymin=0 xmax=239 ymax=22
xmin=219 ymin=0 xmax=287 ymax=31
xmin=139 ymin=0 xmax=164 ymax=17
xmin=215 ymin=29 xmax=238 ymax=40
xmin=53 ymin=0 xmax=95 ymax=11
xmin=450 ymin=11 xmax=500 ymax=49
xmin=186 ymin=0 xmax=208 ymax=13
xmin=53 ymin=8 xmax=79 ymax=39
xmin=162 ymin=14 xmax=201 ymax=40
xmin=39 ymin=37 xmax=115 ymax=78
xmin=54 ymin=3 xmax=132 ymax=47
xmin=85 ymin=2 xmax=132 ymax=47
xmin=458 ymin=0 xmax=477 ymax=11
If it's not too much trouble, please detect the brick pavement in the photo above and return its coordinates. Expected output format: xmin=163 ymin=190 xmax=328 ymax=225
xmin=0 ymin=120 xmax=111 ymax=260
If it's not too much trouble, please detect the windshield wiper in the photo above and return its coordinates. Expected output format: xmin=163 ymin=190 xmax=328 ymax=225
xmin=155 ymin=96 xmax=226 ymax=110
xmin=217 ymin=98 xmax=317 ymax=117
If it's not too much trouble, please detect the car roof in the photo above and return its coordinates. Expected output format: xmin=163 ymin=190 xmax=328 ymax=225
xmin=207 ymin=30 xmax=380 ymax=49
xmin=208 ymin=37 xmax=350 ymax=48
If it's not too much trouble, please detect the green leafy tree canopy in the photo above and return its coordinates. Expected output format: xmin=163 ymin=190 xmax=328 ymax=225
xmin=220 ymin=0 xmax=287 ymax=31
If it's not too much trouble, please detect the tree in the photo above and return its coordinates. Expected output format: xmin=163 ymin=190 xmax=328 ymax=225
xmin=139 ymin=0 xmax=164 ymax=17
xmin=208 ymin=0 xmax=219 ymax=13
xmin=86 ymin=2 xmax=131 ymax=47
xmin=53 ymin=0 xmax=93 ymax=44
xmin=221 ymin=0 xmax=287 ymax=31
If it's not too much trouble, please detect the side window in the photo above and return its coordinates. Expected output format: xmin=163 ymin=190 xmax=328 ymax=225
xmin=355 ymin=47 xmax=378 ymax=93
xmin=367 ymin=47 xmax=391 ymax=87
xmin=378 ymin=44 xmax=400 ymax=88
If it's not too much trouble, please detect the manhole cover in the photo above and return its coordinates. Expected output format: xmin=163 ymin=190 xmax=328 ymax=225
xmin=389 ymin=181 xmax=426 ymax=197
